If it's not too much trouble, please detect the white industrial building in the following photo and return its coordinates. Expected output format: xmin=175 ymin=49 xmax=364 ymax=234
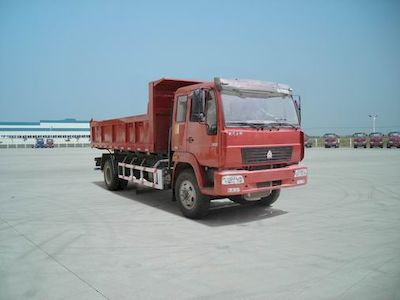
xmin=0 ymin=119 xmax=90 ymax=148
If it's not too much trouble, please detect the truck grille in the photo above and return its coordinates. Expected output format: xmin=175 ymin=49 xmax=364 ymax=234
xmin=241 ymin=146 xmax=293 ymax=164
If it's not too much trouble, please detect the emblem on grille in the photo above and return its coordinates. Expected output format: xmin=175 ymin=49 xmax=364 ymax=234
xmin=266 ymin=150 xmax=273 ymax=159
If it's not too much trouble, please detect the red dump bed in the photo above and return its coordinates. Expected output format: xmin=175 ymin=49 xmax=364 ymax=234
xmin=91 ymin=78 xmax=202 ymax=153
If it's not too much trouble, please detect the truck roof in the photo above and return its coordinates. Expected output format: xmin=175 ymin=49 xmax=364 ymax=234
xmin=215 ymin=77 xmax=293 ymax=97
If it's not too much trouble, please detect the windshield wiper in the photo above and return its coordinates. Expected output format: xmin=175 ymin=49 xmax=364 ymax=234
xmin=227 ymin=121 xmax=298 ymax=129
xmin=226 ymin=121 xmax=266 ymax=129
xmin=265 ymin=122 xmax=298 ymax=129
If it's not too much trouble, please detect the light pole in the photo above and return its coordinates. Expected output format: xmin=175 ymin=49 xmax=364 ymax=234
xmin=368 ymin=114 xmax=378 ymax=132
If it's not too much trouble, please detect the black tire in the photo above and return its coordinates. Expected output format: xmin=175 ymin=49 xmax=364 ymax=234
xmin=354 ymin=145 xmax=357 ymax=149
xmin=175 ymin=169 xmax=210 ymax=219
xmin=103 ymin=159 xmax=121 ymax=191
xmin=364 ymin=145 xmax=367 ymax=148
xmin=256 ymin=189 xmax=280 ymax=206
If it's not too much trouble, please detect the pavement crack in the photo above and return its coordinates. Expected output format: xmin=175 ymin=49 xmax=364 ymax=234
xmin=0 ymin=215 xmax=109 ymax=300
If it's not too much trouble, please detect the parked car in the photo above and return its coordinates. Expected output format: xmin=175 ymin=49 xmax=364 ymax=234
xmin=34 ymin=138 xmax=45 ymax=148
xmin=45 ymin=138 xmax=54 ymax=148
xmin=322 ymin=133 xmax=339 ymax=148
xmin=352 ymin=132 xmax=367 ymax=148
xmin=387 ymin=131 xmax=400 ymax=148
xmin=304 ymin=134 xmax=313 ymax=148
xmin=369 ymin=132 xmax=384 ymax=148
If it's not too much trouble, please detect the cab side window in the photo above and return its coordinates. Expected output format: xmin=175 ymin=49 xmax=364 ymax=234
xmin=206 ymin=90 xmax=217 ymax=135
xmin=176 ymin=95 xmax=188 ymax=122
xmin=190 ymin=90 xmax=206 ymax=122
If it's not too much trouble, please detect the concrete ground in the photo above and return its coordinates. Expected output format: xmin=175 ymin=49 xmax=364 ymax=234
xmin=0 ymin=148 xmax=399 ymax=300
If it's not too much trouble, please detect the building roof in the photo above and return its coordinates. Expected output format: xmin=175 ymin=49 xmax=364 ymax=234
xmin=0 ymin=118 xmax=89 ymax=126
xmin=0 ymin=128 xmax=89 ymax=132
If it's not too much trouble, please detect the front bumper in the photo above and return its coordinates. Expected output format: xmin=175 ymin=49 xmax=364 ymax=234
xmin=209 ymin=165 xmax=307 ymax=196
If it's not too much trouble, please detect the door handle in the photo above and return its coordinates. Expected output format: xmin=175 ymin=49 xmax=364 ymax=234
xmin=187 ymin=137 xmax=194 ymax=143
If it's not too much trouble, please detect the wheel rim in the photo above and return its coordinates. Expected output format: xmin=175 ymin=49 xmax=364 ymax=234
xmin=179 ymin=180 xmax=196 ymax=210
xmin=105 ymin=166 xmax=112 ymax=185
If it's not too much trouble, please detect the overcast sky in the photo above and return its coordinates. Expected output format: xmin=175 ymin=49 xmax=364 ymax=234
xmin=0 ymin=0 xmax=399 ymax=135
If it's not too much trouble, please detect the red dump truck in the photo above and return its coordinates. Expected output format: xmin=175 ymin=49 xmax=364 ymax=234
xmin=91 ymin=78 xmax=307 ymax=218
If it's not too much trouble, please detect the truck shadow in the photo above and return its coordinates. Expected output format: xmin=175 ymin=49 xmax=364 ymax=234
xmin=93 ymin=182 xmax=288 ymax=227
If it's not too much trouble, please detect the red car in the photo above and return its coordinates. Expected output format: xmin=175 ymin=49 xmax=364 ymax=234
xmin=352 ymin=132 xmax=367 ymax=148
xmin=387 ymin=132 xmax=400 ymax=148
xmin=369 ymin=132 xmax=383 ymax=148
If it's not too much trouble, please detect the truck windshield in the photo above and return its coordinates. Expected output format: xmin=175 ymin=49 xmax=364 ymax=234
xmin=353 ymin=133 xmax=366 ymax=137
xmin=221 ymin=93 xmax=299 ymax=128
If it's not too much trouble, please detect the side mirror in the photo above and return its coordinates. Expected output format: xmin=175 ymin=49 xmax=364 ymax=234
xmin=293 ymin=95 xmax=301 ymax=125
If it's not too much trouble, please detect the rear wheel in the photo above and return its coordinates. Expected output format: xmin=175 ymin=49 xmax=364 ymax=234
xmin=256 ymin=189 xmax=281 ymax=206
xmin=175 ymin=170 xmax=210 ymax=219
xmin=103 ymin=158 xmax=127 ymax=191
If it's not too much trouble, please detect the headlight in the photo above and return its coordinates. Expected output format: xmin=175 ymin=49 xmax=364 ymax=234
xmin=294 ymin=168 xmax=307 ymax=177
xmin=221 ymin=175 xmax=244 ymax=185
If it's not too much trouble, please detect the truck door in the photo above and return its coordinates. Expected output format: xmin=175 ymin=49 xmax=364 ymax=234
xmin=172 ymin=95 xmax=188 ymax=152
xmin=186 ymin=89 xmax=219 ymax=167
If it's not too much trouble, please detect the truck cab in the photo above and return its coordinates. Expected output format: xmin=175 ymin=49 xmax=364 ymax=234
xmin=45 ymin=138 xmax=54 ymax=148
xmin=170 ymin=78 xmax=307 ymax=217
xmin=322 ymin=133 xmax=339 ymax=148
xmin=34 ymin=138 xmax=45 ymax=148
xmin=387 ymin=132 xmax=400 ymax=148
xmin=304 ymin=134 xmax=313 ymax=148
xmin=369 ymin=132 xmax=384 ymax=148
xmin=352 ymin=132 xmax=367 ymax=148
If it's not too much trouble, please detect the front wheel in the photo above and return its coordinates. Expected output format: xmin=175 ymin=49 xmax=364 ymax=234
xmin=256 ymin=189 xmax=281 ymax=206
xmin=175 ymin=170 xmax=210 ymax=219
